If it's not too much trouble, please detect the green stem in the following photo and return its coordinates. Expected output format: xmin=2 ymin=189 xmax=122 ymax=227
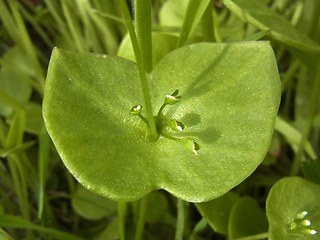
xmin=309 ymin=0 xmax=320 ymax=39
xmin=290 ymin=59 xmax=320 ymax=176
xmin=201 ymin=1 xmax=215 ymax=42
xmin=134 ymin=195 xmax=149 ymax=240
xmin=91 ymin=9 xmax=124 ymax=24
xmin=212 ymin=2 xmax=222 ymax=42
xmin=160 ymin=132 xmax=182 ymax=142
xmin=47 ymin=194 xmax=73 ymax=201
xmin=118 ymin=202 xmax=127 ymax=240
xmin=135 ymin=0 xmax=153 ymax=72
xmin=138 ymin=114 xmax=149 ymax=127
xmin=281 ymin=58 xmax=300 ymax=93
xmin=119 ymin=0 xmax=158 ymax=140
xmin=157 ymin=103 xmax=167 ymax=117
xmin=175 ymin=199 xmax=185 ymax=240
xmin=233 ymin=232 xmax=268 ymax=240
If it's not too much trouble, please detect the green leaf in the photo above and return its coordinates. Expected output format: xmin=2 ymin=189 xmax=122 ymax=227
xmin=0 ymin=69 xmax=31 ymax=117
xmin=221 ymin=0 xmax=320 ymax=53
xmin=159 ymin=0 xmax=189 ymax=27
xmin=43 ymin=42 xmax=280 ymax=202
xmin=24 ymin=102 xmax=45 ymax=135
xmin=1 ymin=47 xmax=37 ymax=78
xmin=266 ymin=177 xmax=320 ymax=240
xmin=71 ymin=184 xmax=116 ymax=220
xmin=196 ymin=192 xmax=239 ymax=235
xmin=228 ymin=196 xmax=268 ymax=239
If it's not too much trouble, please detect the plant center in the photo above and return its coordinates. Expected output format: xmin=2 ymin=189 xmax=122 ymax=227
xmin=129 ymin=89 xmax=201 ymax=155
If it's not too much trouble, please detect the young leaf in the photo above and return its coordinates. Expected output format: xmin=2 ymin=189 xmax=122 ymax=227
xmin=266 ymin=177 xmax=320 ymax=240
xmin=43 ymin=42 xmax=280 ymax=202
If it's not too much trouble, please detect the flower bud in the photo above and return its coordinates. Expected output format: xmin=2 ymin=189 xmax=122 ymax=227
xmin=170 ymin=120 xmax=185 ymax=132
xmin=129 ymin=105 xmax=142 ymax=115
xmin=183 ymin=139 xmax=201 ymax=156
xmin=164 ymin=89 xmax=181 ymax=105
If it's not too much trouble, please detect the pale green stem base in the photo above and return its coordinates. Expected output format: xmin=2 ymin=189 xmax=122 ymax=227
xmin=134 ymin=195 xmax=149 ymax=240
xmin=118 ymin=202 xmax=127 ymax=240
xmin=175 ymin=199 xmax=185 ymax=240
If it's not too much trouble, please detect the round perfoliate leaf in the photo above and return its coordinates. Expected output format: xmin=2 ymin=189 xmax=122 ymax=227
xmin=43 ymin=42 xmax=280 ymax=202
xmin=266 ymin=177 xmax=320 ymax=240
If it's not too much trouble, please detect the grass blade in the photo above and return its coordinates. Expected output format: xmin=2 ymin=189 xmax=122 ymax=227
xmin=275 ymin=116 xmax=317 ymax=160
xmin=178 ymin=0 xmax=211 ymax=47
xmin=0 ymin=214 xmax=86 ymax=240
xmin=38 ymin=133 xmax=50 ymax=219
